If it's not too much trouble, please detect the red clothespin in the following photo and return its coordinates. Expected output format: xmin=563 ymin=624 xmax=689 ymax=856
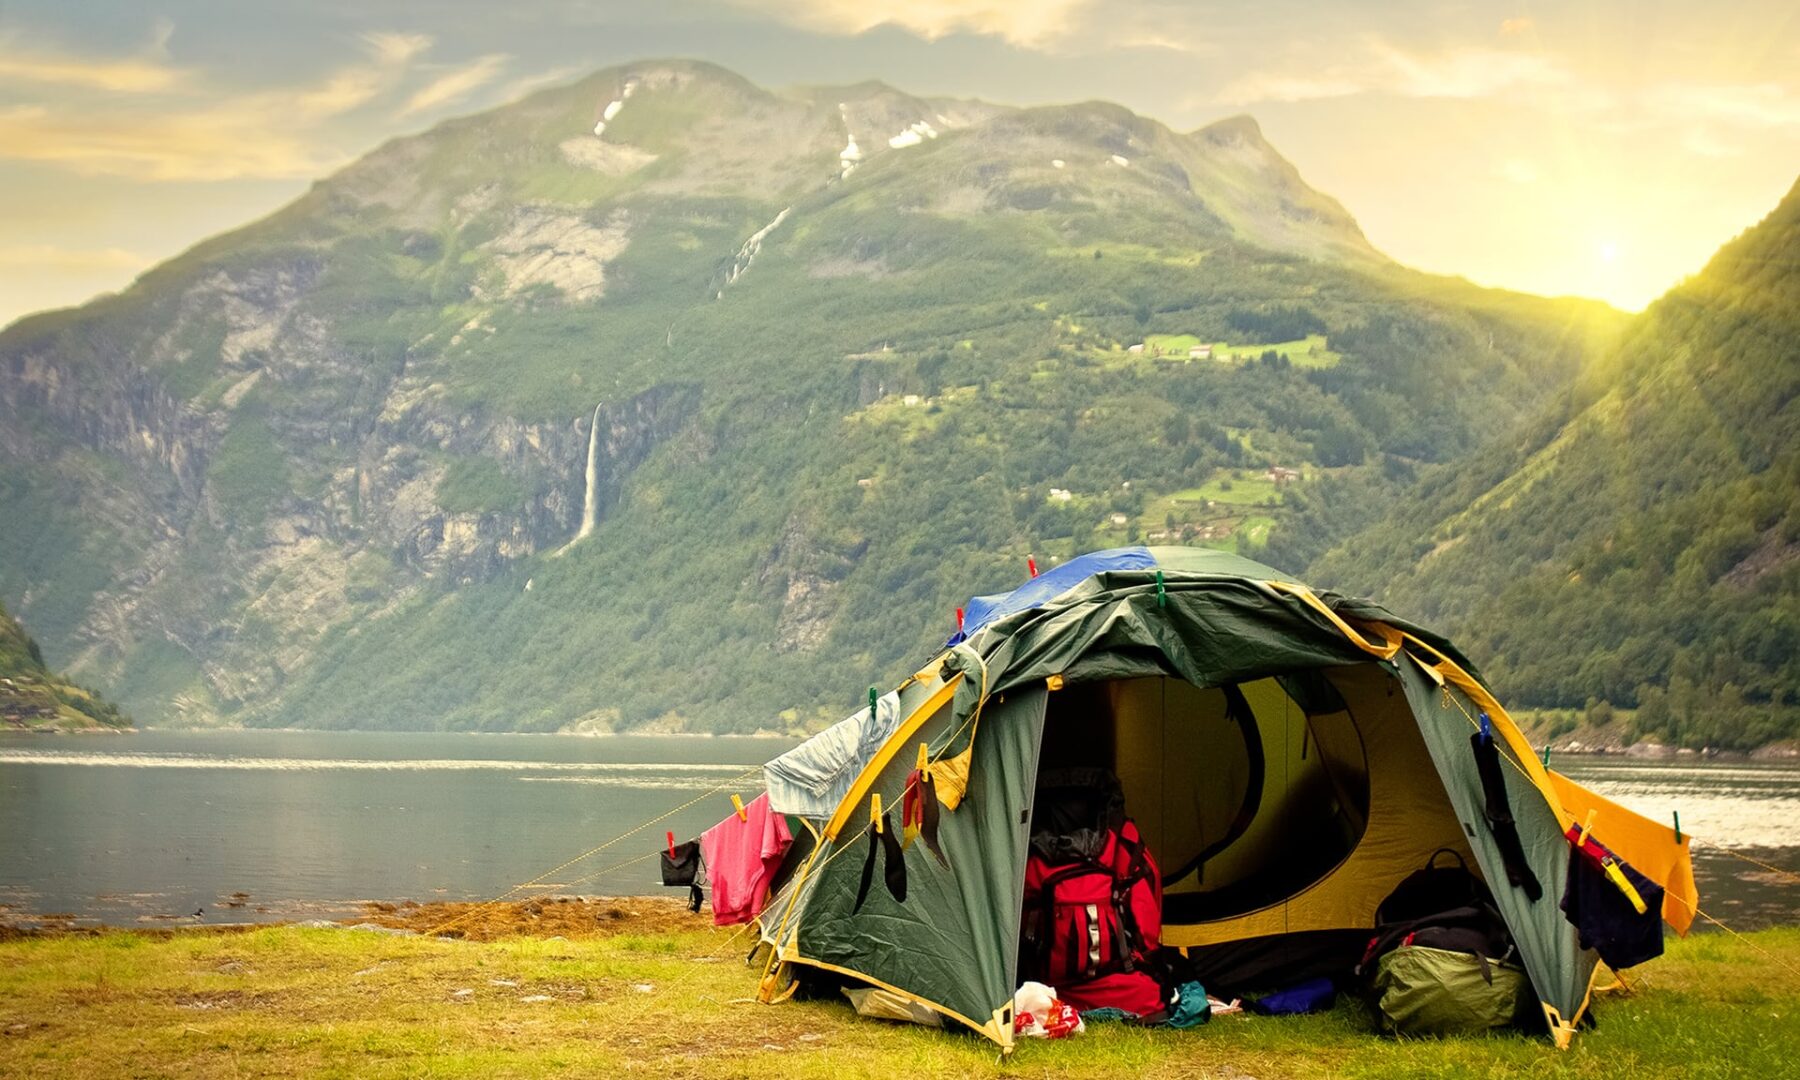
xmin=955 ymin=607 xmax=965 ymax=633
xmin=1027 ymin=555 xmax=1038 ymax=578
xmin=666 ymin=831 xmax=677 ymax=859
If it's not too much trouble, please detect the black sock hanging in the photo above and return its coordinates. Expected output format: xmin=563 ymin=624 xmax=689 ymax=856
xmin=880 ymin=813 xmax=907 ymax=902
xmin=853 ymin=823 xmax=879 ymax=913
xmin=852 ymin=810 xmax=907 ymax=913
xmin=1470 ymin=730 xmax=1543 ymax=901
xmin=919 ymin=770 xmax=949 ymax=870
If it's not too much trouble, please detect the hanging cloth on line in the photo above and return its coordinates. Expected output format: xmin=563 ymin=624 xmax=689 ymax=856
xmin=1562 ymin=826 xmax=1665 ymax=969
xmin=1469 ymin=729 xmax=1543 ymax=901
xmin=698 ymin=792 xmax=792 ymax=927
xmin=659 ymin=839 xmax=705 ymax=913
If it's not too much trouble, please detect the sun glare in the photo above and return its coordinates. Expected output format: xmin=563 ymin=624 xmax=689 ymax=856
xmin=1598 ymin=241 xmax=1619 ymax=263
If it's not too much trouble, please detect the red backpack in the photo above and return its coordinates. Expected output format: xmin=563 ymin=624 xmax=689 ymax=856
xmin=1021 ymin=770 xmax=1166 ymax=1016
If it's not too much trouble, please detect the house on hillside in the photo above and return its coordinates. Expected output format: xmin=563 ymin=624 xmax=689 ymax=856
xmin=1048 ymin=488 xmax=1073 ymax=502
xmin=1266 ymin=466 xmax=1301 ymax=486
xmin=1189 ymin=344 xmax=1212 ymax=360
xmin=1127 ymin=343 xmax=1145 ymax=354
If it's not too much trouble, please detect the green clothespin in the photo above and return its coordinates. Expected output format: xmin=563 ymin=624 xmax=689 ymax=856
xmin=1673 ymin=811 xmax=1682 ymax=843
xmin=1541 ymin=744 xmax=1551 ymax=767
xmin=1155 ymin=570 xmax=1166 ymax=608
xmin=869 ymin=686 xmax=878 ymax=723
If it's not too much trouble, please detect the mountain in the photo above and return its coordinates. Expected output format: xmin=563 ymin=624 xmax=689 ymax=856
xmin=0 ymin=59 xmax=1619 ymax=732
xmin=1307 ymin=179 xmax=1800 ymax=750
xmin=0 ymin=599 xmax=128 ymax=731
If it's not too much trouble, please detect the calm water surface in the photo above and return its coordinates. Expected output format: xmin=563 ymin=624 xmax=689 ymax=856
xmin=1 ymin=731 xmax=1794 ymax=931
xmin=0 ymin=730 xmax=794 ymax=926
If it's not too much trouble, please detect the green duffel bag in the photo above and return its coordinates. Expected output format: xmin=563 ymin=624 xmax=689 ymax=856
xmin=1372 ymin=944 xmax=1533 ymax=1037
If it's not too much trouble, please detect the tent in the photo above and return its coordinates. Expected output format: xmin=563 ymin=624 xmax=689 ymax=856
xmin=753 ymin=547 xmax=1697 ymax=1051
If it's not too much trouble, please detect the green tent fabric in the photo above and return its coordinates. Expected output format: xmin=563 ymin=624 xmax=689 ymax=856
xmin=758 ymin=547 xmax=1604 ymax=1050
xmin=790 ymin=688 xmax=1046 ymax=1037
xmin=1397 ymin=667 xmax=1598 ymax=1029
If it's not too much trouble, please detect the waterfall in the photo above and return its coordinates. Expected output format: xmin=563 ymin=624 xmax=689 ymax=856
xmin=576 ymin=401 xmax=603 ymax=541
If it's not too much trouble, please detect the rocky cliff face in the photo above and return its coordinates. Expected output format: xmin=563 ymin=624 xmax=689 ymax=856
xmin=0 ymin=242 xmax=700 ymax=721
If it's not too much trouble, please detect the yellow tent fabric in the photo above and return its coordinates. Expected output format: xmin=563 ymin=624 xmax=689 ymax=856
xmin=1548 ymin=771 xmax=1698 ymax=935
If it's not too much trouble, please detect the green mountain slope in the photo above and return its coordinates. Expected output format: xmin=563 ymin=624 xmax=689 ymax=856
xmin=0 ymin=599 xmax=129 ymax=731
xmin=0 ymin=60 xmax=1619 ymax=732
xmin=1308 ymin=179 xmax=1800 ymax=749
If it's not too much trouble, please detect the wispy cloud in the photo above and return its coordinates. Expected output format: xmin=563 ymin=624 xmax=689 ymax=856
xmin=0 ymin=28 xmax=454 ymax=180
xmin=1649 ymin=81 xmax=1800 ymax=130
xmin=0 ymin=103 xmax=338 ymax=180
xmin=496 ymin=65 xmax=584 ymax=105
xmin=362 ymin=31 xmax=434 ymax=67
xmin=725 ymin=0 xmax=1092 ymax=48
xmin=399 ymin=53 xmax=510 ymax=117
xmin=1218 ymin=38 xmax=1570 ymax=105
xmin=0 ymin=32 xmax=188 ymax=93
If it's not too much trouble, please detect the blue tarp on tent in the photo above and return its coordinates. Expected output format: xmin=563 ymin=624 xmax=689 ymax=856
xmin=947 ymin=546 xmax=1156 ymax=645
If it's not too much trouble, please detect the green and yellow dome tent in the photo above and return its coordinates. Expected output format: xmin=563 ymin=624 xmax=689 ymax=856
xmin=752 ymin=547 xmax=1697 ymax=1051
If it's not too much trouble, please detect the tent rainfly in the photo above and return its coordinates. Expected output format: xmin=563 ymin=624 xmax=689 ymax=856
xmin=751 ymin=547 xmax=1697 ymax=1051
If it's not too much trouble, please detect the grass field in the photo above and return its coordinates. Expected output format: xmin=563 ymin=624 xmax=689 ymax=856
xmin=1139 ymin=334 xmax=1342 ymax=369
xmin=1 ymin=902 xmax=1795 ymax=1079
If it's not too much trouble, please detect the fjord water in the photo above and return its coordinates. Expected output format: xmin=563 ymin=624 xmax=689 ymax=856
xmin=0 ymin=730 xmax=795 ymax=926
xmin=0 ymin=731 xmax=1794 ymax=930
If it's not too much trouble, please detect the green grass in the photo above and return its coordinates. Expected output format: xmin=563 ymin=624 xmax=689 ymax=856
xmin=1138 ymin=333 xmax=1341 ymax=368
xmin=0 ymin=924 xmax=1794 ymax=1078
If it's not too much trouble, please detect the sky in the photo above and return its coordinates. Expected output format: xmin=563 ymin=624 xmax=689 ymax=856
xmin=0 ymin=1 xmax=1796 ymax=326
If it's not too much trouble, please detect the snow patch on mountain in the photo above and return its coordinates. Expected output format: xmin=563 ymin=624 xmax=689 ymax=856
xmin=888 ymin=121 xmax=939 ymax=150
xmin=837 ymin=103 xmax=863 ymax=179
xmin=591 ymin=78 xmax=640 ymax=138
xmin=719 ymin=207 xmax=792 ymax=296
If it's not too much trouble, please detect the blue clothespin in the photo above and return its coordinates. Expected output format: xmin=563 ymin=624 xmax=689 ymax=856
xmin=1478 ymin=711 xmax=1492 ymax=744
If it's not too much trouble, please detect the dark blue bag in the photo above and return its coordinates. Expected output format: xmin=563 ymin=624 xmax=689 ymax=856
xmin=1246 ymin=976 xmax=1336 ymax=1016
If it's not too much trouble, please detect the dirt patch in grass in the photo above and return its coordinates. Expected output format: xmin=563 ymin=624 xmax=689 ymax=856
xmin=352 ymin=895 xmax=709 ymax=941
